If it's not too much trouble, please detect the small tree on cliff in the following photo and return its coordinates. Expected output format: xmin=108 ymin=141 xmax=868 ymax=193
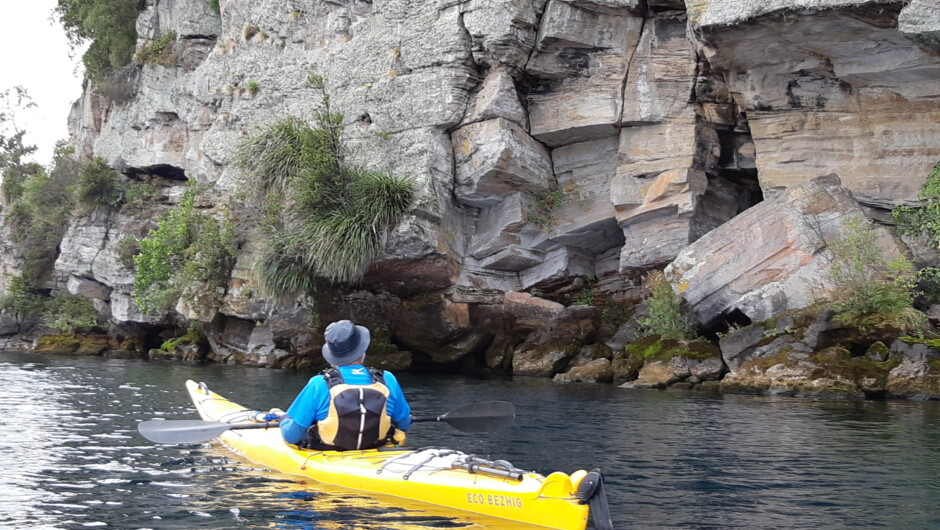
xmin=636 ymin=271 xmax=697 ymax=340
xmin=826 ymin=216 xmax=924 ymax=332
xmin=133 ymin=182 xmax=236 ymax=315
xmin=55 ymin=0 xmax=139 ymax=83
xmin=892 ymin=161 xmax=940 ymax=302
xmin=893 ymin=161 xmax=940 ymax=247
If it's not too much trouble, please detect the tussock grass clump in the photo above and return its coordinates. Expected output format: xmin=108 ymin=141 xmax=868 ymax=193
xmin=236 ymin=74 xmax=415 ymax=296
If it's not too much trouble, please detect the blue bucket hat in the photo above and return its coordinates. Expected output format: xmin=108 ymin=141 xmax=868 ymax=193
xmin=322 ymin=320 xmax=371 ymax=366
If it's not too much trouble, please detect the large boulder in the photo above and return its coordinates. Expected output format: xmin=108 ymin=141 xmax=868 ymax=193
xmin=554 ymin=358 xmax=614 ymax=383
xmin=666 ymin=175 xmax=904 ymax=327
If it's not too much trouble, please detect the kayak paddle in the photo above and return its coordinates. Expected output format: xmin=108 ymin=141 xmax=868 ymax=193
xmin=411 ymin=400 xmax=514 ymax=433
xmin=138 ymin=419 xmax=279 ymax=444
xmin=138 ymin=400 xmax=515 ymax=444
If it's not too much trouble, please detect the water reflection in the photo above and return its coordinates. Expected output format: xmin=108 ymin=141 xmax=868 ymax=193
xmin=1 ymin=352 xmax=939 ymax=529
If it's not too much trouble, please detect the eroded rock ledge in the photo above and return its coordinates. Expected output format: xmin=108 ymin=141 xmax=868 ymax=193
xmin=1 ymin=1 xmax=939 ymax=400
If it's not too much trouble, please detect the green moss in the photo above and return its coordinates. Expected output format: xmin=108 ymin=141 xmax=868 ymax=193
xmin=624 ymin=335 xmax=663 ymax=360
xmin=739 ymin=348 xmax=793 ymax=372
xmin=865 ymin=341 xmax=890 ymax=361
xmin=810 ymin=346 xmax=900 ymax=384
xmin=899 ymin=336 xmax=940 ymax=350
xmin=624 ymin=335 xmax=719 ymax=363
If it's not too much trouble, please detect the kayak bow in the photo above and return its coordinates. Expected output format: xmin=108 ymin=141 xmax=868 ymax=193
xmin=153 ymin=380 xmax=611 ymax=529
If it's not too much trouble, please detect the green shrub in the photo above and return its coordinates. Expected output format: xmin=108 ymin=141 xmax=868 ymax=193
xmin=4 ymin=151 xmax=82 ymax=286
xmin=116 ymin=236 xmax=140 ymax=269
xmin=893 ymin=161 xmax=940 ymax=247
xmin=124 ymin=181 xmax=157 ymax=208
xmin=828 ymin=216 xmax=924 ymax=332
xmin=135 ymin=31 xmax=177 ymax=66
xmin=246 ymin=80 xmax=259 ymax=97
xmin=0 ymin=274 xmax=45 ymax=328
xmin=636 ymin=270 xmax=697 ymax=340
xmin=177 ymin=210 xmax=237 ymax=311
xmin=207 ymin=0 xmax=220 ymax=13
xmin=916 ymin=266 xmax=940 ymax=305
xmin=42 ymin=292 xmax=99 ymax=335
xmin=76 ymin=158 xmax=120 ymax=211
xmin=55 ymin=0 xmax=139 ymax=83
xmin=235 ymin=74 xmax=414 ymax=295
xmin=161 ymin=321 xmax=206 ymax=351
xmin=1 ymin=87 xmax=42 ymax=205
xmin=133 ymin=183 xmax=236 ymax=315
xmin=526 ymin=183 xmax=579 ymax=228
xmin=571 ymin=276 xmax=597 ymax=306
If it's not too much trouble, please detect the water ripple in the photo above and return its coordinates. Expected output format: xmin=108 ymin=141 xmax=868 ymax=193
xmin=1 ymin=353 xmax=940 ymax=529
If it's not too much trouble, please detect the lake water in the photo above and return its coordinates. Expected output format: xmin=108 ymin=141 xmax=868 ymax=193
xmin=1 ymin=351 xmax=939 ymax=529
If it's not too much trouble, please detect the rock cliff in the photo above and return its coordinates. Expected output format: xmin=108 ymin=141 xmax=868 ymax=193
xmin=4 ymin=0 xmax=940 ymax=378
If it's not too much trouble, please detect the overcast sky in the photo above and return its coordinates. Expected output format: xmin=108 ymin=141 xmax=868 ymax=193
xmin=0 ymin=0 xmax=86 ymax=165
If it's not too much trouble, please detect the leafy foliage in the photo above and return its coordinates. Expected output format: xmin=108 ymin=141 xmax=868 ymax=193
xmin=915 ymin=266 xmax=940 ymax=305
xmin=235 ymin=74 xmax=415 ymax=296
xmin=135 ymin=31 xmax=177 ymax=66
xmin=0 ymin=274 xmax=45 ymax=329
xmin=133 ymin=183 xmax=236 ymax=315
xmin=827 ymin=216 xmax=925 ymax=332
xmin=893 ymin=161 xmax=940 ymax=247
xmin=160 ymin=321 xmax=207 ymax=351
xmin=526 ymin=183 xmax=577 ymax=228
xmin=124 ymin=181 xmax=157 ymax=208
xmin=76 ymin=157 xmax=120 ymax=211
xmin=55 ymin=0 xmax=139 ymax=83
xmin=636 ymin=270 xmax=697 ymax=340
xmin=4 ymin=146 xmax=83 ymax=285
xmin=42 ymin=292 xmax=99 ymax=335
xmin=116 ymin=236 xmax=140 ymax=269
xmin=0 ymin=87 xmax=42 ymax=205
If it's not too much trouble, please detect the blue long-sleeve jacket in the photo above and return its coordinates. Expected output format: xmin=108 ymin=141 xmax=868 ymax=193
xmin=280 ymin=365 xmax=412 ymax=445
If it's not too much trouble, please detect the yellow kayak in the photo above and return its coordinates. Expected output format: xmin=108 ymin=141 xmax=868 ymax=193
xmin=182 ymin=379 xmax=610 ymax=529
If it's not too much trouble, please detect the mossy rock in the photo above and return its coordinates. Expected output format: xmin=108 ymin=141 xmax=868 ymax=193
xmin=810 ymin=346 xmax=899 ymax=393
xmin=720 ymin=377 xmax=770 ymax=395
xmin=624 ymin=336 xmax=719 ymax=364
xmin=865 ymin=341 xmax=890 ymax=362
xmin=611 ymin=352 xmax=644 ymax=381
xmin=898 ymin=336 xmax=940 ymax=351
xmin=738 ymin=348 xmax=794 ymax=372
xmin=34 ymin=334 xmax=110 ymax=356
xmin=367 ymin=351 xmax=412 ymax=372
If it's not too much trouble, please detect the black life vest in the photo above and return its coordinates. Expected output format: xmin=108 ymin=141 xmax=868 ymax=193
xmin=313 ymin=367 xmax=393 ymax=451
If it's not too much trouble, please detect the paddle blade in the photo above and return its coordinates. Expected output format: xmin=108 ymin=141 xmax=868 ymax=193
xmin=138 ymin=420 xmax=234 ymax=444
xmin=440 ymin=400 xmax=515 ymax=433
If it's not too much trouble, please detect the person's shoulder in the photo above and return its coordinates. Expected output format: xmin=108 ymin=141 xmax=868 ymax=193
xmin=307 ymin=373 xmax=328 ymax=386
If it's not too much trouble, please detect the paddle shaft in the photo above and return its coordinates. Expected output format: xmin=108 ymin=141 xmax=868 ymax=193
xmin=140 ymin=400 xmax=514 ymax=444
xmin=229 ymin=422 xmax=279 ymax=431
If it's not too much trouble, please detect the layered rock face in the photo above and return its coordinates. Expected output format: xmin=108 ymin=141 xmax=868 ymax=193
xmin=7 ymin=0 xmax=937 ymax=375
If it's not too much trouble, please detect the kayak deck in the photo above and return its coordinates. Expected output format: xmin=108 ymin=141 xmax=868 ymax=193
xmin=184 ymin=380 xmax=596 ymax=529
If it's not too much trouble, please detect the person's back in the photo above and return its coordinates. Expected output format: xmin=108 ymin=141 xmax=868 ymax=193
xmin=278 ymin=320 xmax=411 ymax=450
